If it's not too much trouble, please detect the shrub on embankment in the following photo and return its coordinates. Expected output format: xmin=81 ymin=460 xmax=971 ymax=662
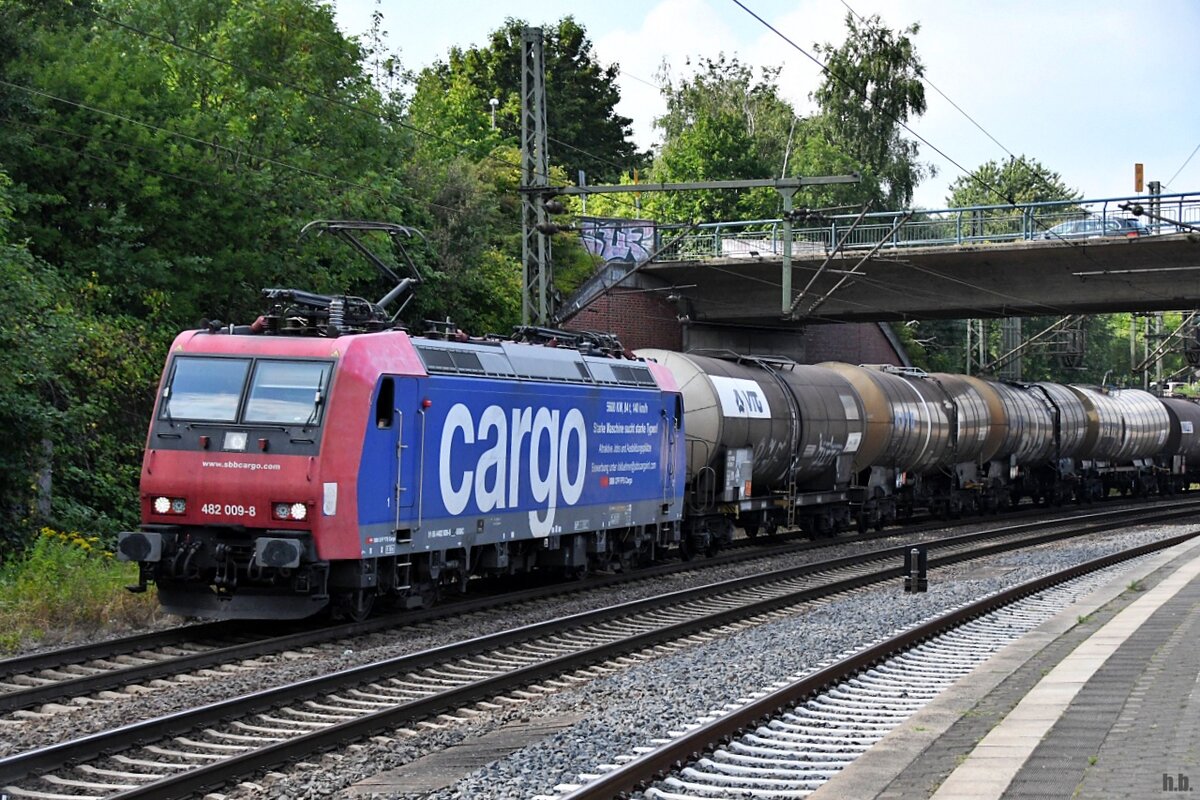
xmin=0 ymin=527 xmax=161 ymax=653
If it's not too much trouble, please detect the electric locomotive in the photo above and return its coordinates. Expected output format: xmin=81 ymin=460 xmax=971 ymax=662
xmin=119 ymin=223 xmax=686 ymax=620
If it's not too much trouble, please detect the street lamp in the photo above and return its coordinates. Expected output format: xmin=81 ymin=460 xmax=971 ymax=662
xmin=489 ymin=97 xmax=498 ymax=130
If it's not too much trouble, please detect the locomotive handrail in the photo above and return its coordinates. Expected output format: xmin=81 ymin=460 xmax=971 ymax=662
xmin=394 ymin=408 xmax=404 ymax=533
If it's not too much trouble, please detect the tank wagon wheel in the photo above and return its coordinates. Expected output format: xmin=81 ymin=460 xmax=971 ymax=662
xmin=743 ymin=523 xmax=760 ymax=540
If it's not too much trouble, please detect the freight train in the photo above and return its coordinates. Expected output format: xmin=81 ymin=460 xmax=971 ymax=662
xmin=117 ymin=224 xmax=1200 ymax=621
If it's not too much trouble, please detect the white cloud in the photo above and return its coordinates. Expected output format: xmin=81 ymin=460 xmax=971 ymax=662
xmin=337 ymin=0 xmax=1200 ymax=209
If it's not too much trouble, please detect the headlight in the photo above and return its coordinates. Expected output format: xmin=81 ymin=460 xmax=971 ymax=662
xmin=152 ymin=496 xmax=186 ymax=515
xmin=273 ymin=502 xmax=310 ymax=521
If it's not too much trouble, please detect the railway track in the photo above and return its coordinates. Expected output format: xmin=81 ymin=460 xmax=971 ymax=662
xmin=548 ymin=535 xmax=1191 ymax=800
xmin=0 ymin=497 xmax=1184 ymax=719
xmin=1 ymin=503 xmax=1195 ymax=799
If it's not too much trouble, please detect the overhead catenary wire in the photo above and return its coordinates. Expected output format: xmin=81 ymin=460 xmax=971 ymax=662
xmin=836 ymin=0 xmax=1107 ymax=212
xmin=729 ymin=1 xmax=1089 ymax=236
xmin=1164 ymin=141 xmax=1200 ymax=189
xmin=837 ymin=0 xmax=1015 ymax=161
xmin=726 ymin=0 xmax=1133 ymax=315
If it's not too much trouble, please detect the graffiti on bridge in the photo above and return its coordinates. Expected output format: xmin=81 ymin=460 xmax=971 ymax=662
xmin=579 ymin=217 xmax=656 ymax=264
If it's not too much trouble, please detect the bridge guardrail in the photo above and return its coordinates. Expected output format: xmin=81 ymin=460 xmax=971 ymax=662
xmin=646 ymin=191 xmax=1200 ymax=262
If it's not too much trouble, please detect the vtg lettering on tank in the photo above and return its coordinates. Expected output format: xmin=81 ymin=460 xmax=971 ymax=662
xmin=438 ymin=403 xmax=587 ymax=537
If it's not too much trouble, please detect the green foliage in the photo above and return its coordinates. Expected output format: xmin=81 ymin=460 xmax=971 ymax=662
xmin=946 ymin=156 xmax=1080 ymax=209
xmin=640 ymin=57 xmax=785 ymax=222
xmin=0 ymin=527 xmax=160 ymax=651
xmin=407 ymin=63 xmax=503 ymax=162
xmin=411 ymin=16 xmax=643 ymax=183
xmin=1 ymin=0 xmax=408 ymax=326
xmin=0 ymin=199 xmax=163 ymax=543
xmin=812 ymin=13 xmax=931 ymax=207
xmin=901 ymin=312 xmax=1178 ymax=387
xmin=656 ymin=57 xmax=794 ymax=172
xmin=0 ymin=0 xmax=427 ymax=543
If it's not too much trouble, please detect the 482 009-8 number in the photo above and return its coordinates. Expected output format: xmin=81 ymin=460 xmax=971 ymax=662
xmin=201 ymin=503 xmax=255 ymax=517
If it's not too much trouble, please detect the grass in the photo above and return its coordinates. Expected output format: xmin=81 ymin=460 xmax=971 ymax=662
xmin=0 ymin=527 xmax=161 ymax=653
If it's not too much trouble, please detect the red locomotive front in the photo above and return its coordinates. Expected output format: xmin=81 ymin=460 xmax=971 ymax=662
xmin=119 ymin=326 xmax=421 ymax=619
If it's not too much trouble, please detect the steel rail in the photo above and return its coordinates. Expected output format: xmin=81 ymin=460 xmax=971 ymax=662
xmin=1 ymin=503 xmax=1194 ymax=796
xmin=557 ymin=530 xmax=1200 ymax=799
xmin=0 ymin=494 xmax=1166 ymax=714
xmin=3 ymin=497 xmax=1164 ymax=714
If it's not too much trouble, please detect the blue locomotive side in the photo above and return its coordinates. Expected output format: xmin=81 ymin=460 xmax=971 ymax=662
xmin=356 ymin=369 xmax=685 ymax=559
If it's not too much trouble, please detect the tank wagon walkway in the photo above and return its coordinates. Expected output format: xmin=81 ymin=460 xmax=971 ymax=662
xmin=811 ymin=535 xmax=1200 ymax=800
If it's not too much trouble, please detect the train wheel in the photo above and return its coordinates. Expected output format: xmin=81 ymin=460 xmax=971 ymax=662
xmin=743 ymin=524 xmax=760 ymax=540
xmin=856 ymin=511 xmax=869 ymax=534
xmin=334 ymin=589 xmax=376 ymax=623
xmin=679 ymin=538 xmax=695 ymax=561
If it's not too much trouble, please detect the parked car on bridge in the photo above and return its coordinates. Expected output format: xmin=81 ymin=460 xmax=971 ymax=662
xmin=1038 ymin=217 xmax=1149 ymax=240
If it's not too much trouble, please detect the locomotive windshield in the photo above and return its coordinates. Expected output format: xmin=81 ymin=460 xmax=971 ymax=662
xmin=244 ymin=360 xmax=332 ymax=424
xmin=160 ymin=357 xmax=249 ymax=421
xmin=160 ymin=356 xmax=332 ymax=425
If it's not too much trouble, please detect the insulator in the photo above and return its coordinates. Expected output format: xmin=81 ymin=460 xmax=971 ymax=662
xmin=328 ymin=297 xmax=345 ymax=333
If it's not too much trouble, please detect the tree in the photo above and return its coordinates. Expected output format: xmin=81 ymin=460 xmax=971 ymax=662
xmin=638 ymin=56 xmax=789 ymax=222
xmin=406 ymin=63 xmax=503 ymax=163
xmin=0 ymin=168 xmax=163 ymax=544
xmin=0 ymin=0 xmax=410 ymax=326
xmin=411 ymin=16 xmax=643 ymax=184
xmin=0 ymin=0 xmax=423 ymax=542
xmin=946 ymin=157 xmax=1080 ymax=209
xmin=812 ymin=13 xmax=931 ymax=207
xmin=656 ymin=57 xmax=795 ymax=175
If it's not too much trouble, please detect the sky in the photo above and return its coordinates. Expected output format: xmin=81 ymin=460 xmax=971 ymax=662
xmin=332 ymin=0 xmax=1200 ymax=211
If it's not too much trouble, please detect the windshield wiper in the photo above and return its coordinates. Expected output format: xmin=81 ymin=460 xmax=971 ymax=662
xmin=160 ymin=386 xmax=175 ymax=428
xmin=303 ymin=367 xmax=328 ymax=429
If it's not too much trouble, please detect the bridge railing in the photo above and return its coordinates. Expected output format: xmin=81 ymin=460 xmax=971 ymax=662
xmin=649 ymin=191 xmax=1200 ymax=262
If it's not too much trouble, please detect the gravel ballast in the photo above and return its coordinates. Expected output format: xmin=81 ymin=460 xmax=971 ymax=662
xmin=194 ymin=524 xmax=1200 ymax=800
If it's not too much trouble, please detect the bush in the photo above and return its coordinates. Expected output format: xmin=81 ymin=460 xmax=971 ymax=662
xmin=0 ymin=527 xmax=161 ymax=652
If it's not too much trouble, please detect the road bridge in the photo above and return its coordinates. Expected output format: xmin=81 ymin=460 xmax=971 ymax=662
xmin=571 ymin=191 xmax=1200 ymax=326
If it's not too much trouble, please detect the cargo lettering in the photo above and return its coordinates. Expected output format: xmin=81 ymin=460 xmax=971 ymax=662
xmin=439 ymin=403 xmax=587 ymax=537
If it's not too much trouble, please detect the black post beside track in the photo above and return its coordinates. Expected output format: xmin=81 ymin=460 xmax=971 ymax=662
xmin=558 ymin=530 xmax=1200 ymax=800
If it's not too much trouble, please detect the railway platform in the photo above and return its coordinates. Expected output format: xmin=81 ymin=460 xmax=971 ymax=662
xmin=811 ymin=533 xmax=1200 ymax=800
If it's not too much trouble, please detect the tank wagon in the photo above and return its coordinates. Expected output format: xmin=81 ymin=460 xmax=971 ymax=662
xmin=635 ymin=353 xmax=1196 ymax=550
xmin=635 ymin=350 xmax=867 ymax=548
xmin=1159 ymin=397 xmax=1200 ymax=490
